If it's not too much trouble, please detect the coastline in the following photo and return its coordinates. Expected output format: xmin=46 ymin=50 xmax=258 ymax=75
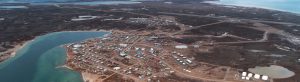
xmin=204 ymin=1 xmax=300 ymax=15
xmin=62 ymin=30 xmax=111 ymax=82
xmin=0 ymin=1 xmax=299 ymax=82
xmin=0 ymin=30 xmax=111 ymax=64
xmin=81 ymin=72 xmax=103 ymax=82
xmin=0 ymin=40 xmax=31 ymax=63
xmin=64 ymin=44 xmax=103 ymax=82
xmin=10 ymin=40 xmax=33 ymax=57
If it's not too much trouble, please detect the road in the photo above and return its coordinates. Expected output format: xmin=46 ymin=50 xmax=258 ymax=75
xmin=172 ymin=21 xmax=225 ymax=35
xmin=158 ymin=12 xmax=300 ymax=26
xmin=223 ymin=67 xmax=231 ymax=80
xmin=146 ymin=44 xmax=233 ymax=82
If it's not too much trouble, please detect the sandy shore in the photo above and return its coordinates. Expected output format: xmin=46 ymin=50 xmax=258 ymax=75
xmin=1 ymin=30 xmax=111 ymax=81
xmin=62 ymin=30 xmax=113 ymax=82
xmin=0 ymin=40 xmax=32 ymax=63
xmin=63 ymin=29 xmax=112 ymax=33
xmin=64 ymin=43 xmax=102 ymax=82
xmin=9 ymin=41 xmax=30 ymax=57
xmin=65 ymin=46 xmax=103 ymax=82
xmin=0 ymin=30 xmax=111 ymax=63
xmin=81 ymin=72 xmax=103 ymax=82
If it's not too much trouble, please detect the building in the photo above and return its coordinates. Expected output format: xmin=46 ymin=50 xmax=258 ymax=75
xmin=119 ymin=51 xmax=127 ymax=57
xmin=149 ymin=48 xmax=154 ymax=54
xmin=175 ymin=45 xmax=188 ymax=49
xmin=241 ymin=72 xmax=270 ymax=81
xmin=72 ymin=44 xmax=82 ymax=50
xmin=71 ymin=15 xmax=98 ymax=21
xmin=262 ymin=75 xmax=268 ymax=80
xmin=135 ymin=48 xmax=144 ymax=58
xmin=247 ymin=73 xmax=253 ymax=78
xmin=119 ymin=43 xmax=128 ymax=47
xmin=73 ymin=44 xmax=82 ymax=48
xmin=254 ymin=74 xmax=260 ymax=79
xmin=242 ymin=72 xmax=247 ymax=77
xmin=186 ymin=59 xmax=192 ymax=64
xmin=113 ymin=67 xmax=121 ymax=70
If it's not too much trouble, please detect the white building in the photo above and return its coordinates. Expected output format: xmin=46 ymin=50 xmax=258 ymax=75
xmin=119 ymin=51 xmax=127 ymax=57
xmin=241 ymin=76 xmax=245 ymax=80
xmin=149 ymin=48 xmax=154 ymax=53
xmin=247 ymin=73 xmax=253 ymax=77
xmin=254 ymin=74 xmax=260 ymax=79
xmin=71 ymin=15 xmax=98 ymax=21
xmin=73 ymin=44 xmax=82 ymax=48
xmin=262 ymin=75 xmax=269 ymax=80
xmin=175 ymin=45 xmax=188 ymax=49
xmin=245 ymin=77 xmax=250 ymax=80
xmin=186 ymin=59 xmax=192 ymax=64
xmin=242 ymin=72 xmax=247 ymax=77
xmin=113 ymin=67 xmax=121 ymax=70
xmin=119 ymin=43 xmax=128 ymax=47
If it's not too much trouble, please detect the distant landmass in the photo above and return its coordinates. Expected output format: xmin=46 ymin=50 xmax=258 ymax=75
xmin=0 ymin=0 xmax=129 ymax=3
xmin=209 ymin=0 xmax=300 ymax=14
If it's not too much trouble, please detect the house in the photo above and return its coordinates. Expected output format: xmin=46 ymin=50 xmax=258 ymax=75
xmin=175 ymin=45 xmax=188 ymax=49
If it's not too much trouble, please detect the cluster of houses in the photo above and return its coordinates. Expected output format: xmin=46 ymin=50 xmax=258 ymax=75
xmin=127 ymin=17 xmax=177 ymax=27
xmin=171 ymin=51 xmax=195 ymax=67
xmin=66 ymin=33 xmax=180 ymax=81
xmin=241 ymin=72 xmax=269 ymax=81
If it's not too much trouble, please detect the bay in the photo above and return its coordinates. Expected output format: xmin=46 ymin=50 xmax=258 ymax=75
xmin=207 ymin=0 xmax=300 ymax=14
xmin=0 ymin=31 xmax=109 ymax=82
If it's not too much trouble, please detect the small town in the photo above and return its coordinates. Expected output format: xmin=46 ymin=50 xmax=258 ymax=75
xmin=65 ymin=30 xmax=272 ymax=82
xmin=1 ymin=0 xmax=300 ymax=82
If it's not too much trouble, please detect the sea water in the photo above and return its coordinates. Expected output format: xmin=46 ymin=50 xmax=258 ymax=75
xmin=0 ymin=31 xmax=109 ymax=82
xmin=208 ymin=0 xmax=300 ymax=14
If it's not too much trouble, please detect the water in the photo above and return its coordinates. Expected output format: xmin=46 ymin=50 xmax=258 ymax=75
xmin=0 ymin=1 xmax=140 ymax=9
xmin=0 ymin=6 xmax=27 ymax=8
xmin=0 ymin=31 xmax=109 ymax=82
xmin=70 ymin=1 xmax=140 ymax=5
xmin=30 ymin=1 xmax=141 ymax=6
xmin=0 ymin=0 xmax=119 ymax=3
xmin=207 ymin=0 xmax=300 ymax=14
xmin=0 ymin=1 xmax=141 ymax=10
xmin=0 ymin=6 xmax=28 ymax=10
xmin=0 ymin=0 xmax=140 ymax=6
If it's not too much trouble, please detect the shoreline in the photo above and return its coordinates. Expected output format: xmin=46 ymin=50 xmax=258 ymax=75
xmin=81 ymin=72 xmax=103 ymax=82
xmin=62 ymin=30 xmax=111 ymax=82
xmin=0 ymin=40 xmax=31 ymax=63
xmin=0 ymin=30 xmax=111 ymax=63
xmin=64 ymin=44 xmax=103 ymax=82
xmin=203 ymin=1 xmax=300 ymax=15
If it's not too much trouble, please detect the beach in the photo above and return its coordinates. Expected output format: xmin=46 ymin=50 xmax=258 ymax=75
xmin=0 ymin=31 xmax=109 ymax=82
xmin=65 ymin=41 xmax=102 ymax=82
xmin=0 ymin=40 xmax=30 ymax=62
xmin=82 ymin=72 xmax=103 ymax=82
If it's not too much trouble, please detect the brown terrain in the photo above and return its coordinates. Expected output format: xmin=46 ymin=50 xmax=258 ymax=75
xmin=1 ymin=0 xmax=300 ymax=82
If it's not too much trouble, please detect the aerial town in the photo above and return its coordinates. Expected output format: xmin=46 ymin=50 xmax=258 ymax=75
xmin=1 ymin=0 xmax=300 ymax=82
xmin=65 ymin=29 xmax=275 ymax=82
xmin=63 ymin=10 xmax=300 ymax=81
